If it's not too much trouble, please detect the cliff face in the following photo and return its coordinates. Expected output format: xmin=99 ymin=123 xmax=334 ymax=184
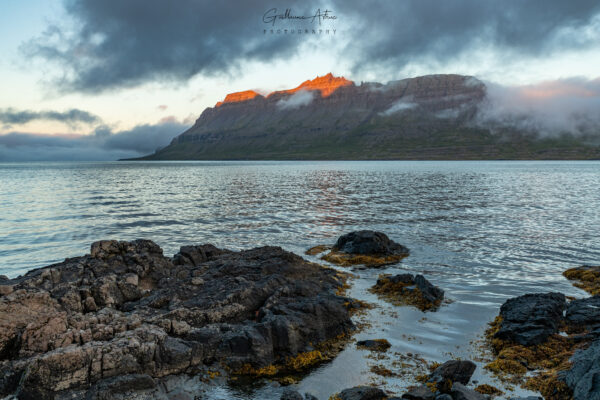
xmin=138 ymin=74 xmax=600 ymax=160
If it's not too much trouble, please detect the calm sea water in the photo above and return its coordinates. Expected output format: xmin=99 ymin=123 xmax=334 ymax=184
xmin=1 ymin=160 xmax=599 ymax=398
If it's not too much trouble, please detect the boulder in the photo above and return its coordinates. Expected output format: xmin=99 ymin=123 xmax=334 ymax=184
xmin=370 ymin=274 xmax=444 ymax=311
xmin=566 ymin=296 xmax=600 ymax=331
xmin=316 ymin=231 xmax=409 ymax=267
xmin=333 ymin=231 xmax=409 ymax=256
xmin=401 ymin=385 xmax=436 ymax=399
xmin=430 ymin=360 xmax=476 ymax=386
xmin=560 ymin=340 xmax=600 ymax=400
xmin=450 ymin=383 xmax=487 ymax=400
xmin=338 ymin=386 xmax=388 ymax=400
xmin=281 ymin=389 xmax=305 ymax=400
xmin=494 ymin=293 xmax=566 ymax=346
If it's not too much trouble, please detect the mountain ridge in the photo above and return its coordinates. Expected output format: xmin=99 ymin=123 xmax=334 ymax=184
xmin=132 ymin=73 xmax=600 ymax=160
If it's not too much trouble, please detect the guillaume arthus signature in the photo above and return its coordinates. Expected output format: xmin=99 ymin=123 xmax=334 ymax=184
xmin=263 ymin=8 xmax=337 ymax=26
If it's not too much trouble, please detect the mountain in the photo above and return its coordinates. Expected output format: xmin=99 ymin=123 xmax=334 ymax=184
xmin=135 ymin=73 xmax=600 ymax=160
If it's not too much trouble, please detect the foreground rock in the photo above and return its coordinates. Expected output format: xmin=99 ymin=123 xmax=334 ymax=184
xmin=560 ymin=340 xmax=600 ymax=400
xmin=403 ymin=359 xmax=481 ymax=400
xmin=306 ymin=231 xmax=409 ymax=267
xmin=370 ymin=274 xmax=444 ymax=311
xmin=337 ymin=386 xmax=388 ymax=400
xmin=492 ymin=292 xmax=566 ymax=346
xmin=0 ymin=240 xmax=355 ymax=399
xmin=485 ymin=290 xmax=600 ymax=399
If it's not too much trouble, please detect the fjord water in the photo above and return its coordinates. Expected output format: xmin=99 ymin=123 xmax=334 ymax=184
xmin=1 ymin=161 xmax=599 ymax=398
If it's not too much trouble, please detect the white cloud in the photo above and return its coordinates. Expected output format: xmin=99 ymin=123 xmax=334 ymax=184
xmin=276 ymin=90 xmax=315 ymax=110
xmin=380 ymin=99 xmax=417 ymax=116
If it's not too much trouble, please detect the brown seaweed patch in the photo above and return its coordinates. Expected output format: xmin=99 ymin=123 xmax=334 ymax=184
xmin=369 ymin=275 xmax=442 ymax=311
xmin=321 ymin=250 xmax=406 ymax=267
xmin=484 ymin=319 xmax=577 ymax=400
xmin=370 ymin=365 xmax=395 ymax=377
xmin=305 ymin=245 xmax=331 ymax=256
xmin=563 ymin=265 xmax=600 ymax=295
xmin=474 ymin=384 xmax=503 ymax=396
xmin=234 ymin=332 xmax=352 ymax=383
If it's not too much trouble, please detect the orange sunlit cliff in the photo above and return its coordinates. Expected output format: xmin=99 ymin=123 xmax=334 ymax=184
xmin=215 ymin=73 xmax=354 ymax=107
xmin=215 ymin=90 xmax=260 ymax=107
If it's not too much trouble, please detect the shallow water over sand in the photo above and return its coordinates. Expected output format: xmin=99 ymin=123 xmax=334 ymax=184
xmin=1 ymin=160 xmax=599 ymax=398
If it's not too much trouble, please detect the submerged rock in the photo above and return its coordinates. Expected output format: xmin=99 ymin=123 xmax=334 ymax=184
xmin=0 ymin=240 xmax=354 ymax=399
xmin=356 ymin=339 xmax=391 ymax=352
xmin=493 ymin=292 xmax=566 ymax=346
xmin=370 ymin=273 xmax=444 ymax=311
xmin=307 ymin=231 xmax=409 ymax=267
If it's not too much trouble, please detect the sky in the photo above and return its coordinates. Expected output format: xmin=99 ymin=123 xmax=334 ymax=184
xmin=1 ymin=0 xmax=600 ymax=160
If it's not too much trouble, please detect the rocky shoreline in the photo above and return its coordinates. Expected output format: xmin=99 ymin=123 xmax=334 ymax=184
xmin=0 ymin=231 xmax=598 ymax=400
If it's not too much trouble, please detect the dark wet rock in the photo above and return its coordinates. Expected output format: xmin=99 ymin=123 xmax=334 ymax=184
xmin=356 ymin=339 xmax=391 ymax=352
xmin=281 ymin=389 xmax=305 ymax=400
xmin=560 ymin=340 xmax=600 ymax=400
xmin=84 ymin=374 xmax=158 ymax=400
xmin=338 ymin=386 xmax=388 ymax=400
xmin=401 ymin=385 xmax=436 ymax=399
xmin=370 ymin=274 xmax=444 ymax=311
xmin=566 ymin=296 xmax=600 ymax=332
xmin=450 ymin=383 xmax=487 ymax=400
xmin=333 ymin=231 xmax=409 ymax=256
xmin=430 ymin=360 xmax=476 ymax=388
xmin=434 ymin=395 xmax=452 ymax=400
xmin=493 ymin=292 xmax=566 ymax=346
xmin=0 ymin=240 xmax=354 ymax=399
xmin=313 ymin=231 xmax=409 ymax=267
xmin=507 ymin=397 xmax=543 ymax=400
xmin=304 ymin=393 xmax=319 ymax=400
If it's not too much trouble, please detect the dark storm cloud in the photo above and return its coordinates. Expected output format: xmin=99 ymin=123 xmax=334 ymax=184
xmin=333 ymin=0 xmax=600 ymax=73
xmin=0 ymin=108 xmax=101 ymax=127
xmin=0 ymin=120 xmax=188 ymax=161
xmin=23 ymin=0 xmax=600 ymax=92
xmin=23 ymin=0 xmax=321 ymax=92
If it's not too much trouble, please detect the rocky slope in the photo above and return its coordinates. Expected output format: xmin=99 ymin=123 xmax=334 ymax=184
xmin=0 ymin=240 xmax=354 ymax=399
xmin=135 ymin=73 xmax=600 ymax=160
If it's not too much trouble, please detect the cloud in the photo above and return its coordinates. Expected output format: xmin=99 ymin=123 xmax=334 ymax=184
xmin=476 ymin=77 xmax=600 ymax=136
xmin=0 ymin=120 xmax=188 ymax=161
xmin=22 ymin=1 xmax=600 ymax=92
xmin=22 ymin=0 xmax=325 ymax=92
xmin=380 ymin=99 xmax=417 ymax=116
xmin=336 ymin=1 xmax=600 ymax=76
xmin=276 ymin=90 xmax=315 ymax=110
xmin=0 ymin=107 xmax=101 ymax=127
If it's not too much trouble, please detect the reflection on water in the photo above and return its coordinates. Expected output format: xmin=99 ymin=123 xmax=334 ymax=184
xmin=1 ymin=160 xmax=599 ymax=398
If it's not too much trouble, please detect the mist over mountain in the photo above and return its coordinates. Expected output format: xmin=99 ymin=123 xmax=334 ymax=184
xmin=135 ymin=73 xmax=600 ymax=160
